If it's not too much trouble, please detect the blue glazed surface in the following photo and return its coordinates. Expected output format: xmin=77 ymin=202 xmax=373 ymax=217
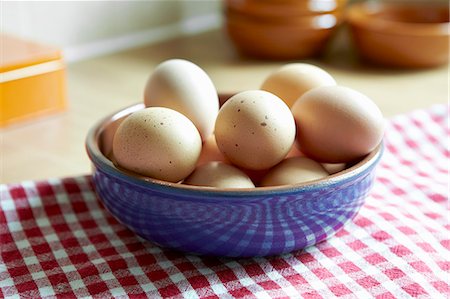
xmin=86 ymin=103 xmax=383 ymax=257
xmin=91 ymin=160 xmax=378 ymax=257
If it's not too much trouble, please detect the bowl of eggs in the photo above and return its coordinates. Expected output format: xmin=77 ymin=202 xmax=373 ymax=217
xmin=86 ymin=59 xmax=384 ymax=257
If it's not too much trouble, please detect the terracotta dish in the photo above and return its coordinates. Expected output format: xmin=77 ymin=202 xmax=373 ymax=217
xmin=223 ymin=0 xmax=346 ymax=59
xmin=225 ymin=10 xmax=342 ymax=59
xmin=347 ymin=1 xmax=450 ymax=68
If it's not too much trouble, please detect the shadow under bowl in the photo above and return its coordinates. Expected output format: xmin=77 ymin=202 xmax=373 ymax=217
xmin=85 ymin=97 xmax=383 ymax=257
xmin=347 ymin=1 xmax=450 ymax=68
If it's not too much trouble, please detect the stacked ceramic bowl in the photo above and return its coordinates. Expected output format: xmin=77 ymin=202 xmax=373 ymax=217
xmin=347 ymin=1 xmax=449 ymax=68
xmin=224 ymin=0 xmax=347 ymax=59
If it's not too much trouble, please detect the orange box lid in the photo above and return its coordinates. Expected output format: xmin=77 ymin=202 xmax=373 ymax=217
xmin=1 ymin=34 xmax=62 ymax=73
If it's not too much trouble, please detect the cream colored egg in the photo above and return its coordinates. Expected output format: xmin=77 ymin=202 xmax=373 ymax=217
xmin=113 ymin=107 xmax=202 ymax=182
xmin=292 ymin=85 xmax=385 ymax=163
xmin=261 ymin=63 xmax=336 ymax=107
xmin=184 ymin=162 xmax=255 ymax=188
xmin=215 ymin=90 xmax=296 ymax=170
xmin=322 ymin=163 xmax=347 ymax=174
xmin=144 ymin=59 xmax=219 ymax=140
xmin=261 ymin=157 xmax=329 ymax=187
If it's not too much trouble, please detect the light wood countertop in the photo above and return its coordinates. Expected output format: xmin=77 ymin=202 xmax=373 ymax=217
xmin=1 ymin=29 xmax=448 ymax=184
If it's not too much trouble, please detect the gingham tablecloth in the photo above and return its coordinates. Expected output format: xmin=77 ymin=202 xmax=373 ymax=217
xmin=1 ymin=105 xmax=449 ymax=299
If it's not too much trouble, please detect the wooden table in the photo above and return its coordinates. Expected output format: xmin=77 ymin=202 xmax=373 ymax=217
xmin=1 ymin=29 xmax=448 ymax=184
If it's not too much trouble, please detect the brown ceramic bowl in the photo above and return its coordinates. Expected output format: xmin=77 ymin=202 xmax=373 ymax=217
xmin=225 ymin=0 xmax=348 ymax=19
xmin=225 ymin=10 xmax=342 ymax=59
xmin=347 ymin=1 xmax=449 ymax=68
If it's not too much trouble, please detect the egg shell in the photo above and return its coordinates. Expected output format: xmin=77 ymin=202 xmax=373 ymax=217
xmin=292 ymin=85 xmax=385 ymax=163
xmin=197 ymin=134 xmax=228 ymax=166
xmin=144 ymin=59 xmax=219 ymax=140
xmin=261 ymin=63 xmax=336 ymax=107
xmin=286 ymin=143 xmax=304 ymax=158
xmin=113 ymin=107 xmax=202 ymax=183
xmin=241 ymin=145 xmax=302 ymax=186
xmin=261 ymin=156 xmax=329 ymax=187
xmin=322 ymin=163 xmax=347 ymax=174
xmin=215 ymin=90 xmax=296 ymax=170
xmin=184 ymin=162 xmax=255 ymax=188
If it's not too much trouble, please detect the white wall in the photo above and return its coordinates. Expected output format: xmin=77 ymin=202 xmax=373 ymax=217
xmin=1 ymin=1 xmax=222 ymax=62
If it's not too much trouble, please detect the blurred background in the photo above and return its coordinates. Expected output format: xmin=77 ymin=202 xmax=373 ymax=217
xmin=1 ymin=0 xmax=448 ymax=183
xmin=2 ymin=1 xmax=223 ymax=62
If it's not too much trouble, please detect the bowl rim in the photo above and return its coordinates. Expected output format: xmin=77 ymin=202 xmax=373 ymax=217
xmin=346 ymin=1 xmax=449 ymax=36
xmin=86 ymin=102 xmax=383 ymax=197
xmin=226 ymin=9 xmax=342 ymax=29
xmin=224 ymin=0 xmax=347 ymax=17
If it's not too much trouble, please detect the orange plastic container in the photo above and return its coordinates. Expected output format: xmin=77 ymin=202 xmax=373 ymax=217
xmin=0 ymin=34 xmax=67 ymax=127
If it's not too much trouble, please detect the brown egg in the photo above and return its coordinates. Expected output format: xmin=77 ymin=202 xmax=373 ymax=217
xmin=292 ymin=85 xmax=384 ymax=163
xmin=197 ymin=134 xmax=228 ymax=166
xmin=215 ymin=90 xmax=296 ymax=170
xmin=184 ymin=162 xmax=255 ymax=188
xmin=261 ymin=157 xmax=329 ymax=187
xmin=261 ymin=63 xmax=336 ymax=107
xmin=113 ymin=107 xmax=202 ymax=182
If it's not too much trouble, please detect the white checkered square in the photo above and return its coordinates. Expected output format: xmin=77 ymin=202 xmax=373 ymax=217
xmin=1 ymin=198 xmax=15 ymax=211
xmin=15 ymin=239 xmax=30 ymax=250
xmin=23 ymin=256 xmax=39 ymax=266
xmin=109 ymin=287 xmax=126 ymax=297
xmin=6 ymin=221 xmax=23 ymax=233
xmin=53 ymin=249 xmax=68 ymax=259
xmin=61 ymin=265 xmax=77 ymax=273
xmin=31 ymin=271 xmax=46 ymax=281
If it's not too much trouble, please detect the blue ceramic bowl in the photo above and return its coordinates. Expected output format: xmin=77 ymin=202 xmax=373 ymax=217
xmin=86 ymin=102 xmax=383 ymax=257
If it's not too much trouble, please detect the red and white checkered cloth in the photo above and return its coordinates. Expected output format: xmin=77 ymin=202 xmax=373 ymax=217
xmin=1 ymin=104 xmax=449 ymax=299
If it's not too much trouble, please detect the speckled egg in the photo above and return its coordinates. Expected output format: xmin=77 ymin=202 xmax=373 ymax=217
xmin=113 ymin=107 xmax=202 ymax=182
xmin=215 ymin=90 xmax=296 ymax=170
